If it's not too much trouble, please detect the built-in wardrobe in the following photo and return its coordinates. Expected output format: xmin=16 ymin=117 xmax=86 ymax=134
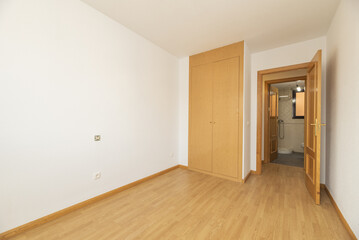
xmin=188 ymin=41 xmax=244 ymax=182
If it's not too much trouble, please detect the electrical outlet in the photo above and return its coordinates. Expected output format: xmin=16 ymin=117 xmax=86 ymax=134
xmin=94 ymin=135 xmax=101 ymax=141
xmin=93 ymin=172 xmax=101 ymax=180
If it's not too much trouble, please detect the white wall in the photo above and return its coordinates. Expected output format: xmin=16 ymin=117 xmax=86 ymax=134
xmin=326 ymin=0 xmax=359 ymax=236
xmin=250 ymin=37 xmax=327 ymax=183
xmin=0 ymin=0 xmax=179 ymax=233
xmin=178 ymin=57 xmax=189 ymax=166
xmin=243 ymin=43 xmax=251 ymax=178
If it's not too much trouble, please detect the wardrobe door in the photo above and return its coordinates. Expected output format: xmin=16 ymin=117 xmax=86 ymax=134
xmin=212 ymin=57 xmax=239 ymax=178
xmin=189 ymin=63 xmax=213 ymax=172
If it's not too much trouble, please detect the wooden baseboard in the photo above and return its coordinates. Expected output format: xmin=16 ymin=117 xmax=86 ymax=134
xmin=321 ymin=184 xmax=357 ymax=240
xmin=188 ymin=167 xmax=242 ymax=182
xmin=250 ymin=170 xmax=260 ymax=175
xmin=178 ymin=164 xmax=188 ymax=169
xmin=0 ymin=165 xmax=183 ymax=240
xmin=242 ymin=171 xmax=252 ymax=183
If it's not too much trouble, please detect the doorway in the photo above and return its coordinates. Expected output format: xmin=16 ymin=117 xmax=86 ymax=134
xmin=268 ymin=78 xmax=306 ymax=168
xmin=256 ymin=50 xmax=323 ymax=204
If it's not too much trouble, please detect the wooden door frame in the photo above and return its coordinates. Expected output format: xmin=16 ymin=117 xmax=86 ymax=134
xmin=255 ymin=63 xmax=310 ymax=174
xmin=263 ymin=76 xmax=307 ymax=164
xmin=268 ymin=86 xmax=279 ymax=162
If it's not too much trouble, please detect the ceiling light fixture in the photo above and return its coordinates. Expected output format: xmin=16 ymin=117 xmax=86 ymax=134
xmin=296 ymin=84 xmax=302 ymax=92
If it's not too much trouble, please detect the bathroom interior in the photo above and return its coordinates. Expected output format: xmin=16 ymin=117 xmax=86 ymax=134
xmin=270 ymin=80 xmax=305 ymax=168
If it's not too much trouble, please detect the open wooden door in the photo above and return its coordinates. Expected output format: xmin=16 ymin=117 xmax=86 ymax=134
xmin=269 ymin=86 xmax=279 ymax=161
xmin=305 ymin=50 xmax=323 ymax=204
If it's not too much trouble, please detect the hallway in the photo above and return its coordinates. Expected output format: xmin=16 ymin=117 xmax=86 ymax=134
xmin=9 ymin=164 xmax=351 ymax=240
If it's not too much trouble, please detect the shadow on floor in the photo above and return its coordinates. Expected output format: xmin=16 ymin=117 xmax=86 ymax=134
xmin=272 ymin=152 xmax=304 ymax=168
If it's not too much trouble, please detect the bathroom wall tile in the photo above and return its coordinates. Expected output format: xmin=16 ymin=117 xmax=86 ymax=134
xmin=278 ymin=89 xmax=304 ymax=152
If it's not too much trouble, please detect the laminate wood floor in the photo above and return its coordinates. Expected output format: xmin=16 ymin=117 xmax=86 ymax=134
xmin=9 ymin=164 xmax=351 ymax=240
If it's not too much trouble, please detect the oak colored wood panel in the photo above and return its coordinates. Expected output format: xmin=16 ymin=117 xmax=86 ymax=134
xmin=188 ymin=63 xmax=213 ymax=172
xmin=190 ymin=41 xmax=244 ymax=67
xmin=188 ymin=41 xmax=243 ymax=181
xmin=296 ymin=92 xmax=305 ymax=116
xmin=305 ymin=50 xmax=322 ymax=205
xmin=7 ymin=165 xmax=353 ymax=240
xmin=263 ymin=83 xmax=270 ymax=164
xmin=269 ymin=86 xmax=279 ymax=161
xmin=212 ymin=57 xmax=239 ymax=178
xmin=270 ymin=90 xmax=278 ymax=117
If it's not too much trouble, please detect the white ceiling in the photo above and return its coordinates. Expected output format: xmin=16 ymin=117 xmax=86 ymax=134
xmin=272 ymin=80 xmax=305 ymax=90
xmin=263 ymin=69 xmax=307 ymax=81
xmin=82 ymin=0 xmax=340 ymax=57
